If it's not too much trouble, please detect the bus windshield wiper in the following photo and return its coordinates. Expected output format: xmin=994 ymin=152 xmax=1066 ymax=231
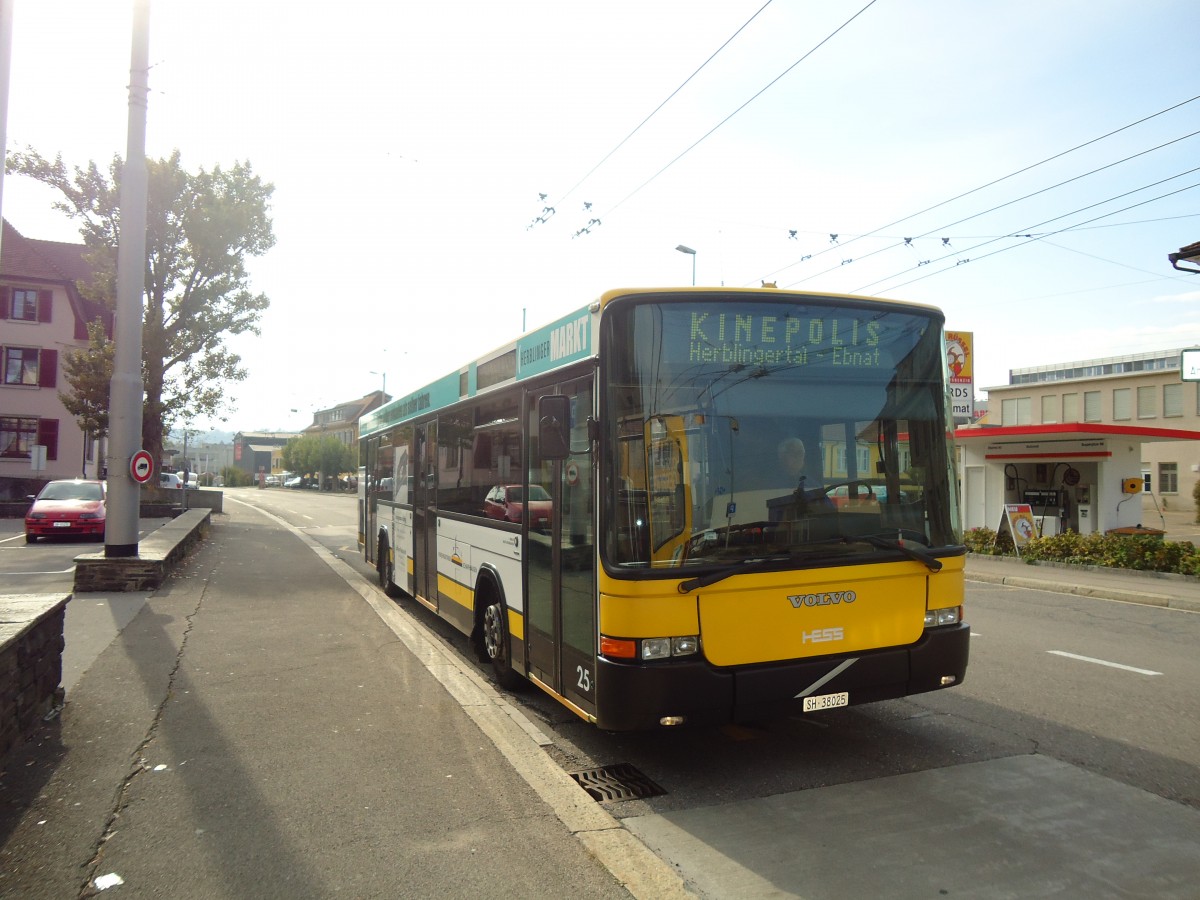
xmin=677 ymin=555 xmax=794 ymax=594
xmin=848 ymin=533 xmax=942 ymax=572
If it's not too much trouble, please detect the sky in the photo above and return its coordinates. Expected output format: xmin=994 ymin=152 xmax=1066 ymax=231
xmin=3 ymin=0 xmax=1199 ymax=435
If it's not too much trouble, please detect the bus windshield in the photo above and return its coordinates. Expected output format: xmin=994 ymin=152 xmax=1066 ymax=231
xmin=602 ymin=294 xmax=962 ymax=571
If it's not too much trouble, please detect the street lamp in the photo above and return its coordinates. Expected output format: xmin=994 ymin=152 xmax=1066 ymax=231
xmin=676 ymin=244 xmax=696 ymax=285
xmin=370 ymin=370 xmax=387 ymax=397
xmin=1168 ymin=240 xmax=1200 ymax=274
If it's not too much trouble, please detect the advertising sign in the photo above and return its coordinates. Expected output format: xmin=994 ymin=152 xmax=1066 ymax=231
xmin=946 ymin=330 xmax=974 ymax=420
xmin=1182 ymin=348 xmax=1200 ymax=382
xmin=997 ymin=503 xmax=1037 ymax=556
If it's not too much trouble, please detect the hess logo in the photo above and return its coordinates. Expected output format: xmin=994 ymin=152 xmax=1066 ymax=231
xmin=802 ymin=627 xmax=844 ymax=644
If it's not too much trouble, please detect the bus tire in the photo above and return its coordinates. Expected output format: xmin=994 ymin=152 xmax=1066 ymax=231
xmin=481 ymin=595 xmax=523 ymax=690
xmin=377 ymin=534 xmax=400 ymax=598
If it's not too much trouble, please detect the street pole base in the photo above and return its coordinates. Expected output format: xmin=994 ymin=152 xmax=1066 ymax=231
xmin=104 ymin=543 xmax=139 ymax=558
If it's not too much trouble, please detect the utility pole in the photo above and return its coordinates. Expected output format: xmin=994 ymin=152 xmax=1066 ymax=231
xmin=104 ymin=0 xmax=151 ymax=557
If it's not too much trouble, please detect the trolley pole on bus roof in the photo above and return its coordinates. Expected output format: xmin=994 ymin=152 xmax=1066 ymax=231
xmin=105 ymin=0 xmax=151 ymax=558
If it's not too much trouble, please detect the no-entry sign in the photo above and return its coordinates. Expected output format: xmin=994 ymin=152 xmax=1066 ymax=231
xmin=130 ymin=449 xmax=154 ymax=484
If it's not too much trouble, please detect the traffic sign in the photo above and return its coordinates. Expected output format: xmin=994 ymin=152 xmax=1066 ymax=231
xmin=130 ymin=449 xmax=154 ymax=484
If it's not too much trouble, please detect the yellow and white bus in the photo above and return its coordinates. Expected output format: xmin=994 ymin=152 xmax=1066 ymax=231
xmin=359 ymin=287 xmax=968 ymax=730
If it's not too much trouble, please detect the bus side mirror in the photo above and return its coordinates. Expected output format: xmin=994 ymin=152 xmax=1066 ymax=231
xmin=539 ymin=395 xmax=571 ymax=460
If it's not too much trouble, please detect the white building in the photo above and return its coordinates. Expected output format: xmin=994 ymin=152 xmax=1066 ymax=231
xmin=956 ymin=348 xmax=1200 ymax=536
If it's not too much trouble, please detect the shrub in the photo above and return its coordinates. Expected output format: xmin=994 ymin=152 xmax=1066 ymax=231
xmin=1016 ymin=531 xmax=1200 ymax=576
xmin=220 ymin=466 xmax=253 ymax=488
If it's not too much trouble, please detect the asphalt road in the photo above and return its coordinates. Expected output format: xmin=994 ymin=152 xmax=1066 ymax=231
xmin=7 ymin=488 xmax=1199 ymax=897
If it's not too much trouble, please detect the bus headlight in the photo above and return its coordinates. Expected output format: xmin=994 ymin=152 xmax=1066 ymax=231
xmin=924 ymin=606 xmax=962 ymax=628
xmin=639 ymin=636 xmax=699 ymax=660
xmin=642 ymin=638 xmax=672 ymax=660
xmin=671 ymin=636 xmax=699 ymax=656
xmin=601 ymin=635 xmax=700 ymax=661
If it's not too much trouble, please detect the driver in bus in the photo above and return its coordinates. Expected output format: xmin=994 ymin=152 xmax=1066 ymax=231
xmin=776 ymin=437 xmax=833 ymax=517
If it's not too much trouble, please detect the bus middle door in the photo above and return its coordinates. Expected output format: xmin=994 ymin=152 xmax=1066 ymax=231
xmin=412 ymin=419 xmax=439 ymax=609
xmin=527 ymin=381 xmax=596 ymax=718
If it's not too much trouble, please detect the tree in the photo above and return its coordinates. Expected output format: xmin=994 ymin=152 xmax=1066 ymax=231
xmin=282 ymin=435 xmax=355 ymax=489
xmin=5 ymin=148 xmax=275 ymax=467
xmin=60 ymin=318 xmax=114 ymax=449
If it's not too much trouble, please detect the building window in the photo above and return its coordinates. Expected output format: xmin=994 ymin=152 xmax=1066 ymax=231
xmin=857 ymin=445 xmax=870 ymax=472
xmin=1136 ymin=385 xmax=1156 ymax=419
xmin=1158 ymin=462 xmax=1178 ymax=494
xmin=1040 ymin=395 xmax=1057 ymax=424
xmin=9 ymin=290 xmax=40 ymax=321
xmin=1001 ymin=397 xmax=1031 ymax=426
xmin=1062 ymin=392 xmax=1078 ymax=421
xmin=1083 ymin=391 xmax=1101 ymax=422
xmin=3 ymin=346 xmax=42 ymax=385
xmin=1 ymin=416 xmax=38 ymax=458
xmin=1163 ymin=382 xmax=1182 ymax=418
xmin=1112 ymin=388 xmax=1131 ymax=421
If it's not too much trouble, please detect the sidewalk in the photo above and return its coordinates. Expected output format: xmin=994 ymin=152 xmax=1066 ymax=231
xmin=0 ymin=501 xmax=669 ymax=899
xmin=965 ymin=505 xmax=1200 ymax=613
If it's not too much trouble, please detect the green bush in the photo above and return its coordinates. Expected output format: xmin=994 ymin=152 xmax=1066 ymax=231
xmin=963 ymin=527 xmax=999 ymax=554
xmin=971 ymin=527 xmax=1200 ymax=577
xmin=220 ymin=466 xmax=253 ymax=488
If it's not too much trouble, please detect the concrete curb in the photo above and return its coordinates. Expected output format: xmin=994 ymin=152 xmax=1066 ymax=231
xmin=966 ymin=558 xmax=1200 ymax=613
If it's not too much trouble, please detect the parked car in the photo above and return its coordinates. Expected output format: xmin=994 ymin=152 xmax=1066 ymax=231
xmin=827 ymin=482 xmax=887 ymax=508
xmin=25 ymin=479 xmax=107 ymax=543
xmin=265 ymin=474 xmax=282 ymax=487
xmin=284 ymin=475 xmax=304 ymax=489
xmin=483 ymin=484 xmax=552 ymax=531
xmin=160 ymin=472 xmax=184 ymax=489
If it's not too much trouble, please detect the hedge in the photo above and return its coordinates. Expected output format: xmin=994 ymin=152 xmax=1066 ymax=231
xmin=963 ymin=527 xmax=1200 ymax=578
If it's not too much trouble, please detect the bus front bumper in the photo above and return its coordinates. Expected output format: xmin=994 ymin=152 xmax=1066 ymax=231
xmin=592 ymin=622 xmax=970 ymax=731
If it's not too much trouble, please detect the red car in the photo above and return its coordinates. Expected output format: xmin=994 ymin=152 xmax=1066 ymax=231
xmin=484 ymin=484 xmax=552 ymax=531
xmin=25 ymin=479 xmax=107 ymax=543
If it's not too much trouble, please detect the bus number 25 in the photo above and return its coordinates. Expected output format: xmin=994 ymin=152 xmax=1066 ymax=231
xmin=576 ymin=665 xmax=593 ymax=693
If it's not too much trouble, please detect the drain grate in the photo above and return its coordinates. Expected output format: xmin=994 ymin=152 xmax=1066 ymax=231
xmin=570 ymin=763 xmax=666 ymax=802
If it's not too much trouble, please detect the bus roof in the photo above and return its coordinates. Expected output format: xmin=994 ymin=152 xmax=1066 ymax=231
xmin=359 ymin=287 xmax=944 ymax=437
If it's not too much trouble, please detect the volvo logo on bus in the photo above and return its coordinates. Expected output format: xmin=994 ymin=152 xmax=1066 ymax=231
xmin=789 ymin=590 xmax=856 ymax=608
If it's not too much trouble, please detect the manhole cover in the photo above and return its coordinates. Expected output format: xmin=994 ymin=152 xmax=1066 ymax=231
xmin=570 ymin=763 xmax=666 ymax=802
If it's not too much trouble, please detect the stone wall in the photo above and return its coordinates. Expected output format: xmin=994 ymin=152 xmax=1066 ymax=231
xmin=74 ymin=509 xmax=211 ymax=592
xmin=0 ymin=595 xmax=68 ymax=760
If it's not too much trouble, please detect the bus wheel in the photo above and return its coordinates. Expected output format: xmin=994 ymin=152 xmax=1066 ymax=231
xmin=482 ymin=598 xmax=523 ymax=690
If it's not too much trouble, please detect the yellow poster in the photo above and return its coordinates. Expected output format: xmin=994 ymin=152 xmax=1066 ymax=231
xmin=999 ymin=503 xmax=1037 ymax=554
xmin=945 ymin=331 xmax=973 ymax=380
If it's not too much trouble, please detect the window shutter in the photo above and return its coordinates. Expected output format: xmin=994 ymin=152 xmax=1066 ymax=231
xmin=37 ymin=290 xmax=53 ymax=322
xmin=38 ymin=419 xmax=60 ymax=461
xmin=74 ymin=314 xmax=88 ymax=340
xmin=0 ymin=287 xmax=9 ymax=319
xmin=39 ymin=348 xmax=58 ymax=388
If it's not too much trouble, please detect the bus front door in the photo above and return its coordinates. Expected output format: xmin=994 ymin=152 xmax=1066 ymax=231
xmin=412 ymin=420 xmax=439 ymax=609
xmin=526 ymin=380 xmax=596 ymax=718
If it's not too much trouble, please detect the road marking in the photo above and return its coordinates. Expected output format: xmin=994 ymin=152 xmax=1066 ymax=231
xmin=1047 ymin=650 xmax=1162 ymax=676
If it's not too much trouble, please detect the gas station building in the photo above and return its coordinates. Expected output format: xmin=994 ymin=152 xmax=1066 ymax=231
xmin=955 ymin=348 xmax=1200 ymax=537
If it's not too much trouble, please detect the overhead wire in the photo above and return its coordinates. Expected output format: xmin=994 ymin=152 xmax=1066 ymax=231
xmin=594 ymin=0 xmax=882 ymax=223
xmin=553 ymin=0 xmax=777 ymax=211
xmin=853 ymin=175 xmax=1200 ymax=294
xmin=778 ymin=126 xmax=1200 ymax=289
xmin=758 ymin=94 xmax=1200 ymax=283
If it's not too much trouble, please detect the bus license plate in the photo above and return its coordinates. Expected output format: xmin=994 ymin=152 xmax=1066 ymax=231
xmin=803 ymin=691 xmax=848 ymax=712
